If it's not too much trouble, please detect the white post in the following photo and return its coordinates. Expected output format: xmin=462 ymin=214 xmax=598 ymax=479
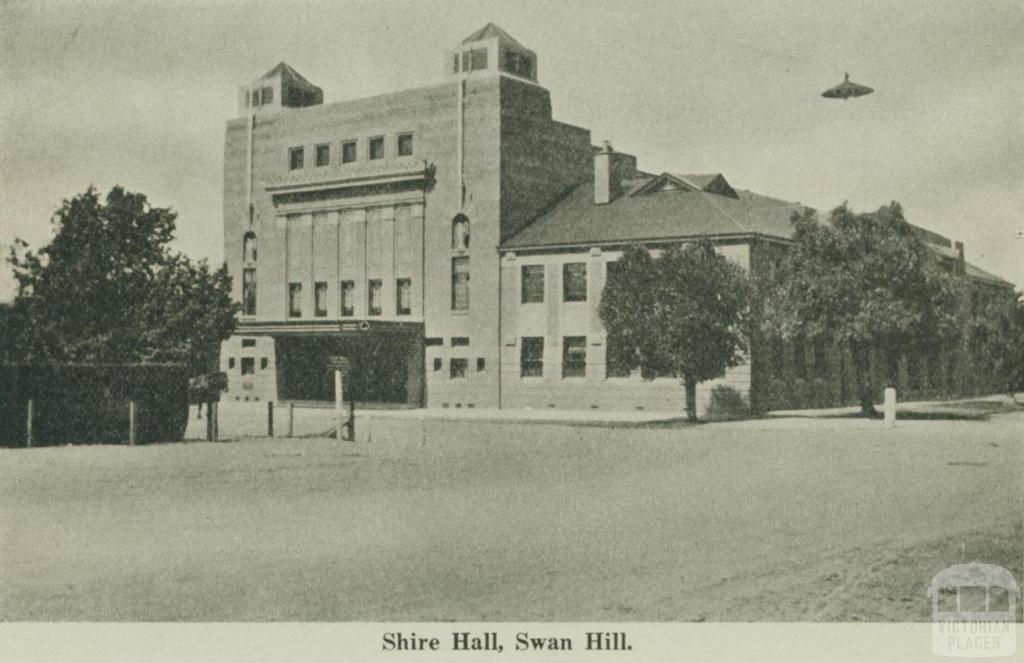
xmin=334 ymin=370 xmax=344 ymax=441
xmin=128 ymin=400 xmax=137 ymax=445
xmin=884 ymin=387 xmax=897 ymax=427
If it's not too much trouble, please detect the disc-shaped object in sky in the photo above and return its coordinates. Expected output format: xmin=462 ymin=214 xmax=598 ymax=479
xmin=822 ymin=73 xmax=874 ymax=100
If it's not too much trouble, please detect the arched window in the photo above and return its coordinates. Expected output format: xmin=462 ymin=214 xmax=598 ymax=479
xmin=451 ymin=214 xmax=470 ymax=250
xmin=243 ymin=232 xmax=257 ymax=263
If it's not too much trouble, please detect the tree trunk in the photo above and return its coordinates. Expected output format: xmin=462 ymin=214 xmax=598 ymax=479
xmin=851 ymin=340 xmax=878 ymax=416
xmin=683 ymin=374 xmax=698 ymax=422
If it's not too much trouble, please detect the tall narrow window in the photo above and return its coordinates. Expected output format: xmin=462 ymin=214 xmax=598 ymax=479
xmin=242 ymin=268 xmax=257 ymax=316
xmin=450 ymin=358 xmax=468 ymax=379
xmin=315 ymin=144 xmax=330 ymax=167
xmin=261 ymin=86 xmax=273 ymax=103
xmin=369 ymin=136 xmax=384 ymax=160
xmin=562 ymin=263 xmax=587 ymax=302
xmin=397 ymin=133 xmax=414 ymax=157
xmin=451 ymin=214 xmax=470 ymax=249
xmin=289 ymin=146 xmax=304 ymax=170
xmin=340 ymin=280 xmax=355 ymax=317
xmin=451 ymin=257 xmax=470 ymax=311
xmin=521 ymin=337 xmax=544 ymax=377
xmin=562 ymin=336 xmax=587 ymax=378
xmin=396 ymin=278 xmax=412 ymax=315
xmin=314 ymin=282 xmax=328 ymax=317
xmin=521 ymin=265 xmax=545 ymax=304
xmin=288 ymin=283 xmax=302 ymax=318
xmin=242 ymin=232 xmax=257 ymax=263
xmin=368 ymin=279 xmax=382 ymax=316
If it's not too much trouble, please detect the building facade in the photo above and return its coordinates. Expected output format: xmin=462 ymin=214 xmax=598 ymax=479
xmin=219 ymin=24 xmax=1012 ymax=414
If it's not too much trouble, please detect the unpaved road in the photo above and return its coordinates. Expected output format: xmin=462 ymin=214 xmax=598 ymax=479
xmin=1 ymin=413 xmax=1021 ymax=621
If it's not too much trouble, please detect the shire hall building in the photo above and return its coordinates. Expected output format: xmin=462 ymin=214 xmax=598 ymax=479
xmin=219 ymin=23 xmax=1012 ymax=414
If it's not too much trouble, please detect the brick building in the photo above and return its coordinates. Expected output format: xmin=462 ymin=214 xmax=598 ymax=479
xmin=220 ymin=24 xmax=1012 ymax=413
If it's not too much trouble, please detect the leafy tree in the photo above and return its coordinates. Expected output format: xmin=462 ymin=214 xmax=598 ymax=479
xmin=6 ymin=186 xmax=236 ymax=375
xmin=599 ymin=240 xmax=751 ymax=422
xmin=762 ymin=202 xmax=960 ymax=415
xmin=972 ymin=290 xmax=1024 ymax=401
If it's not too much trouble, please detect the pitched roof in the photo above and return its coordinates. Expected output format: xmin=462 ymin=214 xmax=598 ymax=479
xmin=502 ymin=175 xmax=805 ymax=249
xmin=964 ymin=261 xmax=1013 ymax=287
xmin=259 ymin=61 xmax=317 ymax=88
xmin=462 ymin=22 xmax=524 ymax=48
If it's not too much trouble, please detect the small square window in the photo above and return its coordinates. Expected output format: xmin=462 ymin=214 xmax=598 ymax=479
xmin=476 ymin=358 xmax=486 ymax=372
xmin=397 ymin=133 xmax=414 ymax=157
xmin=315 ymin=144 xmax=330 ymax=167
xmin=369 ymin=136 xmax=384 ymax=160
xmin=241 ymin=338 xmax=256 ymax=348
xmin=241 ymin=357 xmax=255 ymax=375
xmin=396 ymin=278 xmax=412 ymax=315
xmin=341 ymin=140 xmax=357 ymax=163
xmin=425 ymin=337 xmax=444 ymax=347
xmin=450 ymin=358 xmax=468 ymax=379
xmin=368 ymin=279 xmax=382 ymax=316
xmin=340 ymin=280 xmax=355 ymax=317
xmin=433 ymin=358 xmax=443 ymax=372
xmin=314 ymin=281 xmax=328 ymax=317
xmin=260 ymin=357 xmax=268 ymax=370
xmin=451 ymin=337 xmax=470 ymax=347
xmin=289 ymin=146 xmax=304 ymax=170
xmin=470 ymin=47 xmax=488 ymax=71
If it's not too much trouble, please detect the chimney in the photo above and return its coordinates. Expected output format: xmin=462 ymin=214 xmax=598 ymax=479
xmin=594 ymin=140 xmax=619 ymax=205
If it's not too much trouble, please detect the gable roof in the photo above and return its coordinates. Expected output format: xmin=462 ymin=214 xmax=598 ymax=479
xmin=462 ymin=22 xmax=525 ymax=48
xmin=502 ymin=175 xmax=805 ymax=249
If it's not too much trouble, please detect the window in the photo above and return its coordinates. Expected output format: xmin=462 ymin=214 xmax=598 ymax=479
xmin=521 ymin=337 xmax=544 ymax=377
xmin=504 ymin=51 xmax=533 ymax=78
xmin=562 ymin=336 xmax=587 ymax=378
xmin=228 ymin=357 xmax=235 ymax=369
xmin=250 ymin=89 xmax=259 ymax=107
xmin=451 ymin=337 xmax=470 ymax=346
xmin=369 ymin=136 xmax=384 ymax=160
xmin=521 ymin=265 xmax=545 ymax=303
xmin=368 ymin=279 xmax=382 ymax=316
xmin=396 ymin=278 xmax=411 ymax=315
xmin=315 ymin=144 xmax=330 ymax=167
xmin=241 ymin=358 xmax=255 ymax=375
xmin=450 ymin=358 xmax=468 ymax=379
xmin=242 ymin=268 xmax=257 ymax=315
xmin=341 ymin=140 xmax=357 ymax=163
xmin=241 ymin=338 xmax=256 ymax=348
xmin=451 ymin=214 xmax=470 ymax=249
xmin=397 ymin=133 xmax=414 ymax=157
xmin=314 ymin=281 xmax=328 ymax=317
xmin=477 ymin=358 xmax=486 ymax=372
xmin=433 ymin=358 xmax=443 ymax=372
xmin=288 ymin=283 xmax=302 ymax=318
xmin=452 ymin=257 xmax=470 ymax=311
xmin=425 ymin=337 xmax=443 ymax=347
xmin=461 ymin=51 xmax=471 ymax=72
xmin=453 ymin=53 xmax=460 ymax=73
xmin=260 ymin=357 xmax=268 ymax=370
xmin=470 ymin=47 xmax=488 ymax=71
xmin=562 ymin=263 xmax=587 ymax=302
xmin=242 ymin=231 xmax=257 ymax=263
xmin=289 ymin=146 xmax=304 ymax=170
xmin=339 ymin=280 xmax=354 ymax=316
xmin=261 ymin=86 xmax=273 ymax=104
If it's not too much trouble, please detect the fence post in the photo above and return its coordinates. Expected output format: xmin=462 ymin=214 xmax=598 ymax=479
xmin=884 ymin=387 xmax=897 ymax=427
xmin=211 ymin=402 xmax=219 ymax=441
xmin=128 ymin=400 xmax=137 ymax=446
xmin=334 ymin=370 xmax=344 ymax=441
xmin=347 ymin=401 xmax=355 ymax=441
xmin=206 ymin=401 xmax=214 ymax=441
xmin=287 ymin=403 xmax=294 ymax=437
xmin=26 ymin=399 xmax=34 ymax=448
xmin=267 ymin=401 xmax=274 ymax=437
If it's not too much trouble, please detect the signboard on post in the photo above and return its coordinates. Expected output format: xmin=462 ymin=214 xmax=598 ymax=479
xmin=326 ymin=356 xmax=351 ymax=372
xmin=326 ymin=356 xmax=353 ymax=441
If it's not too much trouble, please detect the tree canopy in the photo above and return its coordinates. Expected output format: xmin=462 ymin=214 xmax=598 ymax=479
xmin=6 ymin=186 xmax=236 ymax=375
xmin=599 ymin=240 xmax=751 ymax=421
xmin=761 ymin=202 xmax=960 ymax=414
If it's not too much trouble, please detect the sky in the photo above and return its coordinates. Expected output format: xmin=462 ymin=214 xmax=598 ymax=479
xmin=1 ymin=0 xmax=1022 ymax=301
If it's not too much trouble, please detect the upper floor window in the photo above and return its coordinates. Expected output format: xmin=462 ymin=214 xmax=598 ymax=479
xmin=289 ymin=146 xmax=304 ymax=170
xmin=314 ymin=282 xmax=328 ymax=317
xmin=368 ymin=279 xmax=382 ymax=316
xmin=470 ymin=47 xmax=488 ymax=71
xmin=315 ymin=144 xmax=330 ymax=167
xmin=341 ymin=140 xmax=357 ymax=163
xmin=369 ymin=136 xmax=385 ymax=160
xmin=241 ymin=357 xmax=255 ymax=375
xmin=503 ymin=51 xmax=533 ymax=78
xmin=563 ymin=263 xmax=587 ymax=302
xmin=453 ymin=53 xmax=460 ymax=73
xmin=452 ymin=214 xmax=470 ymax=250
xmin=242 ymin=232 xmax=257 ymax=263
xmin=396 ymin=279 xmax=412 ymax=316
xmin=451 ymin=257 xmax=470 ymax=311
xmin=450 ymin=358 xmax=468 ymax=379
xmin=261 ymin=86 xmax=273 ymax=104
xmin=242 ymin=268 xmax=257 ymax=316
xmin=521 ymin=265 xmax=545 ymax=304
xmin=288 ymin=283 xmax=302 ymax=318
xmin=397 ymin=133 xmax=414 ymax=157
xmin=340 ymin=280 xmax=355 ymax=317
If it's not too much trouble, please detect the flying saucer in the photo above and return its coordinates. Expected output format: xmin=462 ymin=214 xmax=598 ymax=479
xmin=822 ymin=73 xmax=874 ymax=100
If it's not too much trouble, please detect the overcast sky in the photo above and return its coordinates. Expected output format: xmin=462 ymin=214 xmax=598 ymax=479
xmin=1 ymin=0 xmax=1022 ymax=300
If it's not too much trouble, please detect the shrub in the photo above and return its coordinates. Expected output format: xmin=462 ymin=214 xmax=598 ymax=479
xmin=707 ymin=385 xmax=750 ymax=419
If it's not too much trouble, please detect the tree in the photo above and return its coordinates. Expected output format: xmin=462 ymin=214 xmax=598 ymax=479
xmin=973 ymin=289 xmax=1024 ymax=401
xmin=762 ymin=202 xmax=960 ymax=415
xmin=599 ymin=241 xmax=751 ymax=422
xmin=6 ymin=186 xmax=236 ymax=375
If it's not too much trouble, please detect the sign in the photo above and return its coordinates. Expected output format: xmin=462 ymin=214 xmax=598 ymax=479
xmin=327 ymin=356 xmax=351 ymax=371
